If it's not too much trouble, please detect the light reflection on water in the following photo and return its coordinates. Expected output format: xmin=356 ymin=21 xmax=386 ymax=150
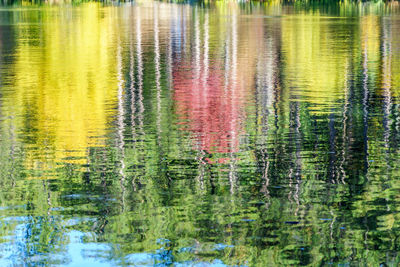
xmin=1 ymin=1 xmax=400 ymax=266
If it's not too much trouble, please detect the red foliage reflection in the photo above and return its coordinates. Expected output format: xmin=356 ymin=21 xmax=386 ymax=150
xmin=173 ymin=60 xmax=243 ymax=157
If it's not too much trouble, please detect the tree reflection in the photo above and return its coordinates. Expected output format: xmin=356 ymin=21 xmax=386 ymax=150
xmin=1 ymin=1 xmax=400 ymax=266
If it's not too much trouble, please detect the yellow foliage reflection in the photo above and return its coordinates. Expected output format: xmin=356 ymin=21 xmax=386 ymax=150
xmin=281 ymin=15 xmax=353 ymax=113
xmin=5 ymin=4 xmax=119 ymax=171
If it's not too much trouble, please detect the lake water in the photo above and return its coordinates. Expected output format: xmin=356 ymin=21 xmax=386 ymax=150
xmin=1 ymin=1 xmax=400 ymax=266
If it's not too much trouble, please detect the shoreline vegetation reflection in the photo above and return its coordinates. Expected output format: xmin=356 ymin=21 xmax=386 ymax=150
xmin=1 ymin=1 xmax=400 ymax=266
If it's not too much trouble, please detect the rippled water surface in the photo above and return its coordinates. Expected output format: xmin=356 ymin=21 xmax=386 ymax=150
xmin=1 ymin=1 xmax=400 ymax=266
